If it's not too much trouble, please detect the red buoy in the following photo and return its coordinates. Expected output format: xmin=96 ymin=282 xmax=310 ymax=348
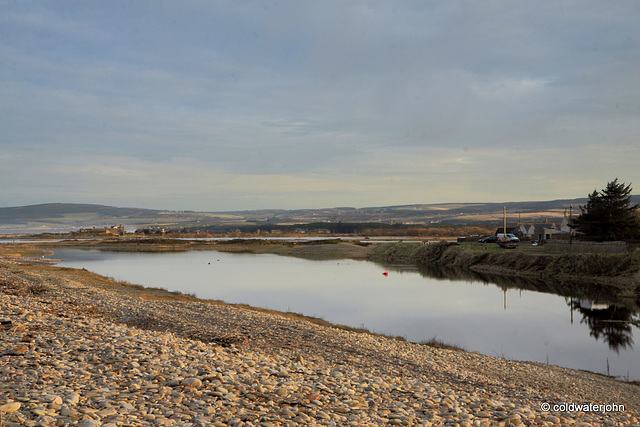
xmin=382 ymin=271 xmax=388 ymax=276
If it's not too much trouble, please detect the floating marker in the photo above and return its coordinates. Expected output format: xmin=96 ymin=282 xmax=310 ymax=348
xmin=383 ymin=271 xmax=388 ymax=276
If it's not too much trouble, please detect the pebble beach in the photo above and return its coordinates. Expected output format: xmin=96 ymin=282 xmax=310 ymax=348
xmin=1 ymin=255 xmax=639 ymax=426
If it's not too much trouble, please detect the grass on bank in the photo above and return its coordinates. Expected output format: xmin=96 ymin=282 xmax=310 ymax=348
xmin=460 ymin=241 xmax=549 ymax=254
xmin=418 ymin=336 xmax=467 ymax=352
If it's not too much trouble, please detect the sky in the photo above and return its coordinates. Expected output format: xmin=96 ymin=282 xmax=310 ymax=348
xmin=1 ymin=1 xmax=639 ymax=212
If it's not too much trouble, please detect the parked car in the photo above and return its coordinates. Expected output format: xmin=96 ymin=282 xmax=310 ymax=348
xmin=479 ymin=236 xmax=499 ymax=243
xmin=496 ymin=233 xmax=520 ymax=242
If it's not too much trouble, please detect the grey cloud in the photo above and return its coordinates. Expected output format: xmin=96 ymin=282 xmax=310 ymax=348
xmin=2 ymin=1 xmax=639 ymax=210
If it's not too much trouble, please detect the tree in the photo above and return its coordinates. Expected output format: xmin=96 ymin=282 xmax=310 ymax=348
xmin=570 ymin=179 xmax=640 ymax=241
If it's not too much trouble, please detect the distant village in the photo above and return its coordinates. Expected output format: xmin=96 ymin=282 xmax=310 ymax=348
xmin=68 ymin=210 xmax=576 ymax=245
xmin=503 ymin=210 xmax=573 ymax=242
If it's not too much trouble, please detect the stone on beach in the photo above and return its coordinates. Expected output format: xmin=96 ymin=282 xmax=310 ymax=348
xmin=181 ymin=377 xmax=203 ymax=387
xmin=0 ymin=401 xmax=21 ymax=413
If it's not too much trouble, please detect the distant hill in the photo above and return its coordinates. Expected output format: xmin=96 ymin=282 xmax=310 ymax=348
xmin=0 ymin=203 xmax=165 ymax=234
xmin=220 ymin=199 xmax=595 ymax=227
xmin=1 ymin=197 xmax=638 ymax=234
xmin=0 ymin=203 xmax=161 ymax=224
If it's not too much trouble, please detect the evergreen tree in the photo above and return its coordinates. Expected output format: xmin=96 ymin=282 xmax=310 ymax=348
xmin=571 ymin=179 xmax=640 ymax=241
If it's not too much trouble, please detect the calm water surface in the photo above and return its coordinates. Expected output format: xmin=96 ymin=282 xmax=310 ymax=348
xmin=52 ymin=248 xmax=639 ymax=380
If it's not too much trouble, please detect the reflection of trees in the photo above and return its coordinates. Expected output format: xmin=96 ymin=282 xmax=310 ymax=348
xmin=570 ymin=301 xmax=637 ymax=353
xmin=384 ymin=261 xmax=638 ymax=310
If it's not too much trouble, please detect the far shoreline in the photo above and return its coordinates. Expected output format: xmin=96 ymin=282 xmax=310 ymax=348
xmin=3 ymin=234 xmax=639 ymax=289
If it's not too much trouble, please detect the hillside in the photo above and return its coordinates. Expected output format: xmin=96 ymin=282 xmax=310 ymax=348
xmin=230 ymin=199 xmax=589 ymax=225
xmin=0 ymin=203 xmax=243 ymax=234
xmin=0 ymin=203 xmax=160 ymax=223
xmin=1 ymin=197 xmax=639 ymax=234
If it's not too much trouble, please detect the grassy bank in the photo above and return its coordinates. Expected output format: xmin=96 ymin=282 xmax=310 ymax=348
xmin=370 ymin=241 xmax=640 ymax=278
xmin=368 ymin=242 xmax=640 ymax=300
xmin=31 ymin=238 xmax=373 ymax=260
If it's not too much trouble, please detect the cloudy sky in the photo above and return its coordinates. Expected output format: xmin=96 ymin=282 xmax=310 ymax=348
xmin=1 ymin=1 xmax=639 ymax=211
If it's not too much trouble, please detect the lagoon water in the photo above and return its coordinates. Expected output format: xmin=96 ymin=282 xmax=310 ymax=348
xmin=51 ymin=248 xmax=639 ymax=381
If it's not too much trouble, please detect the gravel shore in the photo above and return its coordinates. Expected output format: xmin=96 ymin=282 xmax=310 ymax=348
xmin=1 ymin=255 xmax=639 ymax=426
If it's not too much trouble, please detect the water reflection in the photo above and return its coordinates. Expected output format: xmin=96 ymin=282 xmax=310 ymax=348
xmin=570 ymin=299 xmax=638 ymax=353
xmin=386 ymin=262 xmax=640 ymax=354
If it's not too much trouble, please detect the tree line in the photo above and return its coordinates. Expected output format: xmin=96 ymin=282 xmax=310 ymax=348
xmin=571 ymin=178 xmax=640 ymax=241
xmin=194 ymin=222 xmax=493 ymax=238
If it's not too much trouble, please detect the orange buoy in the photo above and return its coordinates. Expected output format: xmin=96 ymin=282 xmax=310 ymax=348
xmin=382 ymin=271 xmax=388 ymax=276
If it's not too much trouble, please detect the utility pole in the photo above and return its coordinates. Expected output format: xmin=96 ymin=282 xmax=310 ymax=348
xmin=569 ymin=203 xmax=573 ymax=244
xmin=502 ymin=206 xmax=507 ymax=242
